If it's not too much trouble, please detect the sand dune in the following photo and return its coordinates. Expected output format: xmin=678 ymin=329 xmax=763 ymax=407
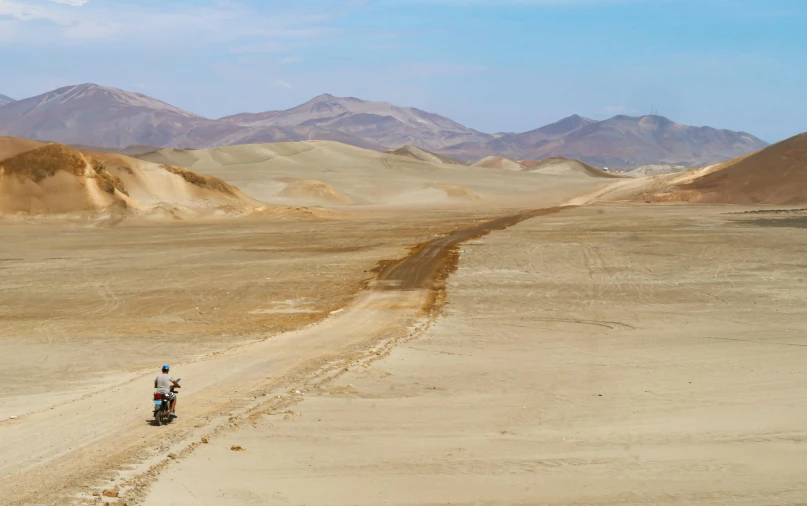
xmin=0 ymin=136 xmax=46 ymax=160
xmin=138 ymin=140 xmax=612 ymax=208
xmin=90 ymin=151 xmax=258 ymax=207
xmin=0 ymin=141 xmax=260 ymax=216
xmin=386 ymin=145 xmax=465 ymax=165
xmin=471 ymin=155 xmax=524 ymax=171
xmin=523 ymin=157 xmax=622 ymax=178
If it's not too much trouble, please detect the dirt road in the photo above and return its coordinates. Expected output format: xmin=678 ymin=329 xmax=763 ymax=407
xmin=0 ymin=208 xmax=568 ymax=505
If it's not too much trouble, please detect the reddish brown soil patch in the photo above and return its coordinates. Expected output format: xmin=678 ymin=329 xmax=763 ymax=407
xmin=160 ymin=164 xmax=237 ymax=195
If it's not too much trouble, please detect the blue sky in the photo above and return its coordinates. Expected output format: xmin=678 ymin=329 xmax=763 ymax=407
xmin=0 ymin=0 xmax=804 ymax=141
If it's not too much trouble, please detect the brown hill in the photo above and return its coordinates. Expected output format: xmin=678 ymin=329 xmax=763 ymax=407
xmin=0 ymin=142 xmax=259 ymax=215
xmin=0 ymin=144 xmax=129 ymax=214
xmin=586 ymin=133 xmax=807 ymax=205
xmin=672 ymin=133 xmax=807 ymax=204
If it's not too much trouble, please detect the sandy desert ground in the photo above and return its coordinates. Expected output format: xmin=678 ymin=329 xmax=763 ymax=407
xmin=2 ymin=136 xmax=807 ymax=505
xmin=141 ymin=204 xmax=807 ymax=506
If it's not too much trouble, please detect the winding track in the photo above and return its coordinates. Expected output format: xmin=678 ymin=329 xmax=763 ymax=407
xmin=0 ymin=206 xmax=571 ymax=506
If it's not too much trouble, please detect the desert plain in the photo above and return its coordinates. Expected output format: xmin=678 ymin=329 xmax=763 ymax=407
xmin=1 ymin=136 xmax=807 ymax=506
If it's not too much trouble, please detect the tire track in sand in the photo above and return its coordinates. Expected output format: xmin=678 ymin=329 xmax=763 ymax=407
xmin=0 ymin=206 xmax=572 ymax=506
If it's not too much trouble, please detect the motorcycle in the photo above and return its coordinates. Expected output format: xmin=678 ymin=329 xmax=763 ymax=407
xmin=153 ymin=378 xmax=180 ymax=426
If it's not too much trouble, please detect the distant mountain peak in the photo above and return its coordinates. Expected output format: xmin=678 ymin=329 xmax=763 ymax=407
xmin=52 ymin=83 xmax=125 ymax=97
xmin=0 ymin=83 xmax=207 ymax=148
xmin=0 ymin=94 xmax=14 ymax=106
xmin=309 ymin=93 xmax=337 ymax=102
xmin=518 ymin=113 xmax=597 ymax=142
xmin=558 ymin=114 xmax=595 ymax=124
xmin=36 ymin=83 xmax=201 ymax=119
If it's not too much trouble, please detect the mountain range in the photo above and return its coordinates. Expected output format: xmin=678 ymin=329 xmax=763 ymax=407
xmin=440 ymin=114 xmax=768 ymax=167
xmin=0 ymin=84 xmax=768 ymax=167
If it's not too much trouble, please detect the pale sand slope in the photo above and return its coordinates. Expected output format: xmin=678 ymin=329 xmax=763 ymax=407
xmin=472 ymin=155 xmax=525 ymax=171
xmin=623 ymin=164 xmax=693 ymax=177
xmin=386 ymin=145 xmax=465 ymax=166
xmin=138 ymin=141 xmax=605 ymax=207
xmin=146 ymin=205 xmax=807 ymax=505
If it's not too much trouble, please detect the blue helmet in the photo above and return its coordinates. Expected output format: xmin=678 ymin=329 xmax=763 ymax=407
xmin=162 ymin=364 xmax=170 ymax=372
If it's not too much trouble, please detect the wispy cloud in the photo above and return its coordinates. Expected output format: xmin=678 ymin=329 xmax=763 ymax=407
xmin=0 ymin=0 xmax=67 ymax=22
xmin=232 ymin=42 xmax=290 ymax=54
xmin=273 ymin=79 xmax=293 ymax=90
xmin=0 ymin=0 xmax=335 ymax=47
xmin=49 ymin=0 xmax=88 ymax=5
xmin=387 ymin=0 xmax=637 ymax=4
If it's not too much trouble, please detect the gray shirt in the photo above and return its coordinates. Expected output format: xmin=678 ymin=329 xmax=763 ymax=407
xmin=155 ymin=373 xmax=174 ymax=394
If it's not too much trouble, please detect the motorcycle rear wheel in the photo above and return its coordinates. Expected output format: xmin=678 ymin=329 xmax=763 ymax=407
xmin=154 ymin=409 xmax=162 ymax=426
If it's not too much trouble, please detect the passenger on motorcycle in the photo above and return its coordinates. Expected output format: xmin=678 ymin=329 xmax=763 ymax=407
xmin=155 ymin=364 xmax=180 ymax=418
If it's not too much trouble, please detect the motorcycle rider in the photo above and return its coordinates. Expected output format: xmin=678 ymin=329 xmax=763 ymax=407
xmin=154 ymin=364 xmax=180 ymax=418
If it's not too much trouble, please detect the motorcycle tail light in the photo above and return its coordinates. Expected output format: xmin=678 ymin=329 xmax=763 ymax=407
xmin=154 ymin=393 xmax=162 ymax=400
